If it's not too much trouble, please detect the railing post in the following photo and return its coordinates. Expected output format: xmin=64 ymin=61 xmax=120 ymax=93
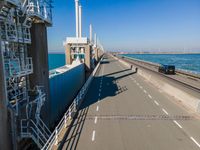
xmin=73 ymin=100 xmax=77 ymax=112
xmin=55 ymin=127 xmax=58 ymax=145
xmin=69 ymin=108 xmax=72 ymax=120
xmin=64 ymin=113 xmax=67 ymax=128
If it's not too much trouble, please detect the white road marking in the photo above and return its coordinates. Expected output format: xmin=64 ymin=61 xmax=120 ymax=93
xmin=173 ymin=120 xmax=182 ymax=129
xmin=139 ymin=86 xmax=143 ymax=89
xmin=137 ymin=83 xmax=139 ymax=86
xmin=99 ymin=93 xmax=101 ymax=97
xmin=162 ymin=108 xmax=169 ymax=115
xmin=154 ymin=100 xmax=159 ymax=106
xmin=144 ymin=90 xmax=147 ymax=93
xmin=94 ymin=116 xmax=98 ymax=124
xmin=92 ymin=130 xmax=96 ymax=141
xmin=190 ymin=137 xmax=200 ymax=148
xmin=148 ymin=94 xmax=152 ymax=99
xmin=99 ymin=89 xmax=101 ymax=92
xmin=96 ymin=106 xmax=99 ymax=111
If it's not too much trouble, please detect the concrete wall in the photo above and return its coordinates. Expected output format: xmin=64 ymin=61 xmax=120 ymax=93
xmin=28 ymin=23 xmax=51 ymax=126
xmin=49 ymin=64 xmax=85 ymax=126
xmin=0 ymin=41 xmax=12 ymax=150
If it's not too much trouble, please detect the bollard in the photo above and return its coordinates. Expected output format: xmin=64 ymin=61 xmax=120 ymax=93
xmin=55 ymin=127 xmax=58 ymax=145
xmin=135 ymin=67 xmax=138 ymax=73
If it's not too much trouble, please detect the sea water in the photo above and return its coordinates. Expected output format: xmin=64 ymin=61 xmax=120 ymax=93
xmin=48 ymin=53 xmax=65 ymax=70
xmin=48 ymin=53 xmax=200 ymax=74
xmin=122 ymin=54 xmax=200 ymax=74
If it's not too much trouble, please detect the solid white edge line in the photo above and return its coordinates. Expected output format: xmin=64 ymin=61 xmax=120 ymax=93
xmin=94 ymin=116 xmax=98 ymax=124
xmin=96 ymin=106 xmax=99 ymax=111
xmin=190 ymin=137 xmax=200 ymax=148
xmin=154 ymin=100 xmax=159 ymax=106
xmin=92 ymin=130 xmax=96 ymax=141
xmin=162 ymin=108 xmax=169 ymax=115
xmin=173 ymin=120 xmax=182 ymax=129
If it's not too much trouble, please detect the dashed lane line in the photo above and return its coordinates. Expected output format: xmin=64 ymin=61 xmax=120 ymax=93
xmin=92 ymin=130 xmax=96 ymax=141
xmin=162 ymin=108 xmax=169 ymax=115
xmin=94 ymin=116 xmax=98 ymax=124
xmin=96 ymin=106 xmax=99 ymax=112
xmin=154 ymin=100 xmax=159 ymax=106
xmin=190 ymin=137 xmax=200 ymax=148
xmin=173 ymin=120 xmax=182 ymax=129
xmin=148 ymin=94 xmax=152 ymax=99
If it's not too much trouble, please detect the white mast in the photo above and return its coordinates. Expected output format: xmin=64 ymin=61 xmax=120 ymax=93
xmin=94 ymin=33 xmax=97 ymax=47
xmin=90 ymin=24 xmax=92 ymax=42
xmin=75 ymin=0 xmax=79 ymax=38
xmin=79 ymin=5 xmax=82 ymax=37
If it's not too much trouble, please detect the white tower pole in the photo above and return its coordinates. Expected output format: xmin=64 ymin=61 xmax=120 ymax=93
xmin=90 ymin=24 xmax=92 ymax=42
xmin=94 ymin=33 xmax=97 ymax=47
xmin=75 ymin=0 xmax=79 ymax=38
xmin=79 ymin=5 xmax=82 ymax=37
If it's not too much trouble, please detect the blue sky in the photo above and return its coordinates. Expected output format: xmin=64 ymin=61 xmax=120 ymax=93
xmin=48 ymin=0 xmax=200 ymax=52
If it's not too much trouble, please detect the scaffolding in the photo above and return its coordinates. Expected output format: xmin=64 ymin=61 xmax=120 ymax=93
xmin=0 ymin=0 xmax=52 ymax=149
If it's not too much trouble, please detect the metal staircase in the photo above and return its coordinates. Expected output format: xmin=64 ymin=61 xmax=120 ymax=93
xmin=0 ymin=0 xmax=52 ymax=149
xmin=21 ymin=118 xmax=51 ymax=149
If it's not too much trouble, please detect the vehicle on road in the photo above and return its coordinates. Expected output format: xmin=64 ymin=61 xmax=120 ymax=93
xmin=158 ymin=64 xmax=175 ymax=74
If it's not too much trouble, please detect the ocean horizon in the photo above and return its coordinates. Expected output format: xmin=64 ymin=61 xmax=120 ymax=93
xmin=48 ymin=53 xmax=200 ymax=74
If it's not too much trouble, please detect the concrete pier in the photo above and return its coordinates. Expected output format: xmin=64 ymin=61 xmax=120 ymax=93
xmin=64 ymin=40 xmax=92 ymax=72
xmin=0 ymin=42 xmax=12 ymax=150
xmin=85 ymin=45 xmax=92 ymax=71
xmin=94 ymin=47 xmax=99 ymax=62
xmin=28 ymin=23 xmax=51 ymax=126
xmin=65 ymin=44 xmax=72 ymax=65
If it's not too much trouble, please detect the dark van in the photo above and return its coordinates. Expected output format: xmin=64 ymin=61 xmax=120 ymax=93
xmin=158 ymin=64 xmax=175 ymax=75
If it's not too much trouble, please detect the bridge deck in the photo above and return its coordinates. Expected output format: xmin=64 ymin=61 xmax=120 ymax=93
xmin=58 ymin=55 xmax=200 ymax=150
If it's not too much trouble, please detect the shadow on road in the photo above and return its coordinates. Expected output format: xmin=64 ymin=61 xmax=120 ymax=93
xmin=58 ymin=57 xmax=136 ymax=149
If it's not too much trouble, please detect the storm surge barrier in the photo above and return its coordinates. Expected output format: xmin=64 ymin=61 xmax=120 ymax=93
xmin=42 ymin=57 xmax=103 ymax=150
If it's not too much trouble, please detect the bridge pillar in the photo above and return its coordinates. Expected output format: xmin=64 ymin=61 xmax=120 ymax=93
xmin=85 ymin=44 xmax=91 ymax=71
xmin=65 ymin=44 xmax=72 ymax=65
xmin=28 ymin=23 xmax=51 ymax=126
xmin=0 ymin=41 xmax=12 ymax=150
xmin=94 ymin=47 xmax=99 ymax=62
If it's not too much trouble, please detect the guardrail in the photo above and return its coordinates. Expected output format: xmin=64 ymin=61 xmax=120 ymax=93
xmin=41 ymin=57 xmax=103 ymax=150
xmin=120 ymin=55 xmax=200 ymax=80
xmin=117 ymin=55 xmax=200 ymax=92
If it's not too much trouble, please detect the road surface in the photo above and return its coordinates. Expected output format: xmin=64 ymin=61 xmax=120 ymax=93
xmin=59 ymin=54 xmax=200 ymax=150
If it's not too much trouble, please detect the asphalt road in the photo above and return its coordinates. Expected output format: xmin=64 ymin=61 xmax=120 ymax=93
xmin=59 ymin=54 xmax=200 ymax=150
